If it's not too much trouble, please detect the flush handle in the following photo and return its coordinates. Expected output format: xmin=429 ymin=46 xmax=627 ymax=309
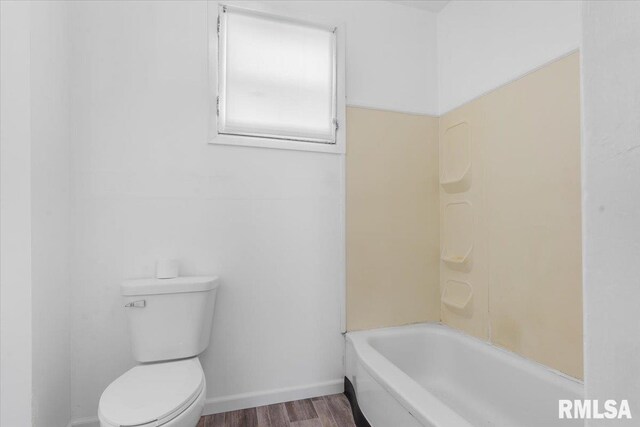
xmin=124 ymin=300 xmax=146 ymax=308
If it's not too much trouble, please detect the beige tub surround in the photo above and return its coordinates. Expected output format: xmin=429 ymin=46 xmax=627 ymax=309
xmin=439 ymin=52 xmax=583 ymax=379
xmin=345 ymin=53 xmax=582 ymax=379
xmin=346 ymin=107 xmax=440 ymax=331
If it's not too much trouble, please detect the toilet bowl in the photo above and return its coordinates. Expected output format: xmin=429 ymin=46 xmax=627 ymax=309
xmin=98 ymin=276 xmax=218 ymax=427
xmin=99 ymin=357 xmax=206 ymax=427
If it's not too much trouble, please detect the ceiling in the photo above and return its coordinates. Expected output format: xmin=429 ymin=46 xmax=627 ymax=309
xmin=389 ymin=1 xmax=451 ymax=13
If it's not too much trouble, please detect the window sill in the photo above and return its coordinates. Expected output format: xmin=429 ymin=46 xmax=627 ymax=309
xmin=209 ymin=133 xmax=345 ymax=154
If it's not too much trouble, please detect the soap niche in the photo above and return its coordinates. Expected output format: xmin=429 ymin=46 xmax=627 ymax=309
xmin=441 ymin=246 xmax=472 ymax=272
xmin=442 ymin=279 xmax=473 ymax=315
xmin=442 ymin=201 xmax=473 ymax=271
xmin=440 ymin=122 xmax=471 ymax=193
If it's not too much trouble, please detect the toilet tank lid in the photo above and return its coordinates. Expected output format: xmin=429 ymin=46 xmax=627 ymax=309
xmin=121 ymin=276 xmax=219 ymax=296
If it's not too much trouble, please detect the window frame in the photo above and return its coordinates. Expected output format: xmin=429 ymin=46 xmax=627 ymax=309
xmin=208 ymin=3 xmax=346 ymax=154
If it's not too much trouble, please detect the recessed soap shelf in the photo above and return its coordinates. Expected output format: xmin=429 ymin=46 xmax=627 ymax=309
xmin=441 ymin=245 xmax=473 ymax=271
xmin=442 ymin=200 xmax=473 ymax=272
xmin=442 ymin=279 xmax=473 ymax=312
xmin=440 ymin=165 xmax=471 ymax=193
xmin=441 ymin=121 xmax=471 ymax=193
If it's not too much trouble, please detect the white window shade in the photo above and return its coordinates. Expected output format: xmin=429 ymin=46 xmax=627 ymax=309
xmin=218 ymin=6 xmax=337 ymax=144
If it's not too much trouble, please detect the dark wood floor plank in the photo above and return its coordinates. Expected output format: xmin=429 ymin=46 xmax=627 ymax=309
xmin=267 ymin=403 xmax=291 ymax=427
xmin=285 ymin=399 xmax=318 ymax=422
xmin=204 ymin=413 xmax=225 ymax=427
xmin=256 ymin=405 xmax=271 ymax=426
xmin=290 ymin=419 xmax=323 ymax=427
xmin=198 ymin=394 xmax=354 ymax=427
xmin=311 ymin=396 xmax=339 ymax=427
xmin=226 ymin=408 xmax=258 ymax=427
xmin=324 ymin=394 xmax=355 ymax=427
xmin=207 ymin=412 xmax=226 ymax=427
xmin=245 ymin=408 xmax=259 ymax=427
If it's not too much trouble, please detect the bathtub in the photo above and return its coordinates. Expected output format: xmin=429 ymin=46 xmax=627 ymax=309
xmin=345 ymin=324 xmax=583 ymax=427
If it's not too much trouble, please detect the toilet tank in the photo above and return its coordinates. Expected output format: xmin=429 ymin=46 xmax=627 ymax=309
xmin=121 ymin=276 xmax=219 ymax=362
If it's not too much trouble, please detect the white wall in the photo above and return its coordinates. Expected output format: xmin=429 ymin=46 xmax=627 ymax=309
xmin=582 ymin=2 xmax=640 ymax=424
xmin=437 ymin=0 xmax=581 ymax=113
xmin=30 ymin=2 xmax=73 ymax=426
xmin=67 ymin=0 xmax=437 ymax=422
xmin=0 ymin=2 xmax=33 ymax=426
xmin=1 ymin=3 xmax=73 ymax=426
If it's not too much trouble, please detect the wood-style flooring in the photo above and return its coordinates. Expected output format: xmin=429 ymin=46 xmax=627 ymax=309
xmin=197 ymin=394 xmax=357 ymax=427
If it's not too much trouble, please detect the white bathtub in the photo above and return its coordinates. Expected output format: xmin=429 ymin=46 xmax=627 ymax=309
xmin=345 ymin=324 xmax=583 ymax=427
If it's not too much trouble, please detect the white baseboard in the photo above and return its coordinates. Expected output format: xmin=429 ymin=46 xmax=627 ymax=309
xmin=66 ymin=379 xmax=344 ymax=427
xmin=203 ymin=379 xmax=344 ymax=415
xmin=67 ymin=416 xmax=99 ymax=427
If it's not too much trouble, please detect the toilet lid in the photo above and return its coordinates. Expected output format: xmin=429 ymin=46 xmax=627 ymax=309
xmin=99 ymin=357 xmax=204 ymax=427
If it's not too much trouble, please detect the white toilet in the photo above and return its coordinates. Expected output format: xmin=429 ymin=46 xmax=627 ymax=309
xmin=98 ymin=276 xmax=219 ymax=427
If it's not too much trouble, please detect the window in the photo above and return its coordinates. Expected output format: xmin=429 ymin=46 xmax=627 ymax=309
xmin=211 ymin=5 xmax=345 ymax=153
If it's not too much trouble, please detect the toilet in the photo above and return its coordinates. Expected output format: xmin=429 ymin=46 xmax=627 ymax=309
xmin=98 ymin=276 xmax=219 ymax=427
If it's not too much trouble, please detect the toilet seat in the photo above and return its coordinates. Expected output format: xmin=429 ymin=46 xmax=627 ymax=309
xmin=99 ymin=357 xmax=205 ymax=427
